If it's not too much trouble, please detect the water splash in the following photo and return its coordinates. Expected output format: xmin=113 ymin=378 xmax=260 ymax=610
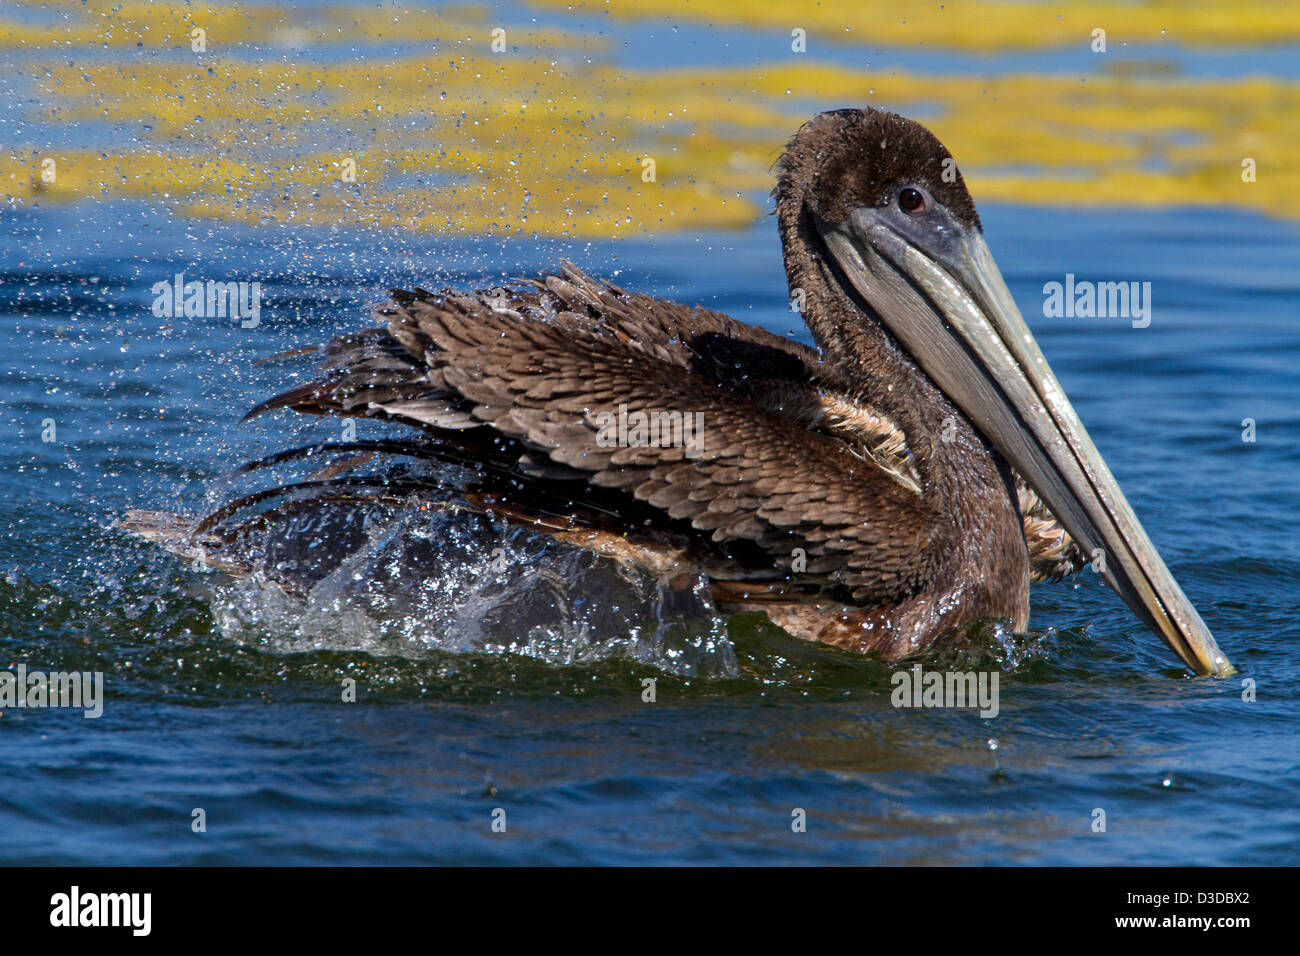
xmin=206 ymin=501 xmax=738 ymax=678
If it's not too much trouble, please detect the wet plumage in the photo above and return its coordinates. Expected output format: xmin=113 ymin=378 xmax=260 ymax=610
xmin=122 ymin=107 xmax=1233 ymax=675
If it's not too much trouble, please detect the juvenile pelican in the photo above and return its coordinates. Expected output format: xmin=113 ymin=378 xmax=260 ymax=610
xmin=122 ymin=108 xmax=1233 ymax=676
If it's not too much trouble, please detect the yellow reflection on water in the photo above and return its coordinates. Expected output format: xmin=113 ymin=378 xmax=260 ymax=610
xmin=2 ymin=1 xmax=1296 ymax=237
xmin=534 ymin=0 xmax=1300 ymax=51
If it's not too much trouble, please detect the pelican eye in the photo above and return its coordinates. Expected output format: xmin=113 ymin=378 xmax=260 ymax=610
xmin=898 ymin=186 xmax=928 ymax=214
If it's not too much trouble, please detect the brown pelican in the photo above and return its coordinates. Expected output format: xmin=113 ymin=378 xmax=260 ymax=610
xmin=122 ymin=107 xmax=1233 ymax=676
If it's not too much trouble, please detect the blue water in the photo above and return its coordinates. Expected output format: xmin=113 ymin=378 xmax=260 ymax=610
xmin=2 ymin=193 xmax=1298 ymax=864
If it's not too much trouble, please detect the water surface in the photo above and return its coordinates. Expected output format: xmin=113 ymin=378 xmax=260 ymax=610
xmin=3 ymin=197 xmax=1297 ymax=864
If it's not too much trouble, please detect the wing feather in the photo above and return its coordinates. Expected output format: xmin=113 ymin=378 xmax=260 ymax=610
xmin=249 ymin=264 xmax=952 ymax=605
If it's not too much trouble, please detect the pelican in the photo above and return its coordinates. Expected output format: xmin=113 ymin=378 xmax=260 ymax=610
xmin=122 ymin=107 xmax=1233 ymax=676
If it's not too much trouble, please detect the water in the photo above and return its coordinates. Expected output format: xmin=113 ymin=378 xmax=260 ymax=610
xmin=3 ymin=195 xmax=1297 ymax=864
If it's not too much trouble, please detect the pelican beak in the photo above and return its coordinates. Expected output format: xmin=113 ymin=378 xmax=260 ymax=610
xmin=821 ymin=208 xmax=1233 ymax=677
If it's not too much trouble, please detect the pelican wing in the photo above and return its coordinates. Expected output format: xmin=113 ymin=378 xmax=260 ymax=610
xmin=249 ymin=264 xmax=947 ymax=606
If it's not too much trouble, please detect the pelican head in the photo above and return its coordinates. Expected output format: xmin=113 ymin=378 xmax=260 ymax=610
xmin=775 ymin=108 xmax=1232 ymax=676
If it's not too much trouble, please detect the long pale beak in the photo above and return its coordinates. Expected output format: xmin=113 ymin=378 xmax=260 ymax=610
xmin=821 ymin=209 xmax=1233 ymax=677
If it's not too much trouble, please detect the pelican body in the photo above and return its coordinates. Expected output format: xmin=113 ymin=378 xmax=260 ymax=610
xmin=123 ymin=108 xmax=1233 ymax=676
